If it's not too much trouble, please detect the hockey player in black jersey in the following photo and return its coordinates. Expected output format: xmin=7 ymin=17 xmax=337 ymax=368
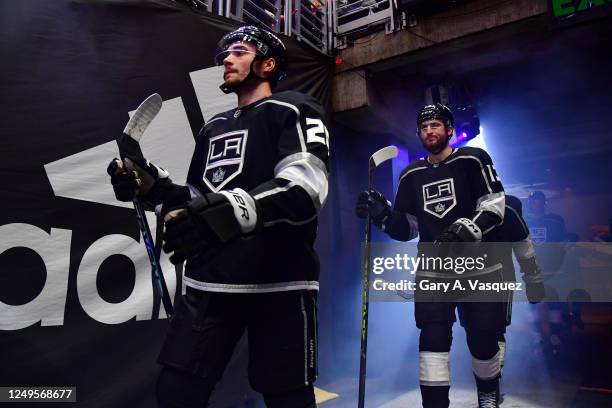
xmin=524 ymin=190 xmax=568 ymax=276
xmin=479 ymin=195 xmax=545 ymax=401
xmin=356 ymin=104 xmax=507 ymax=407
xmin=486 ymin=195 xmax=545 ymax=307
xmin=525 ymin=190 xmax=573 ymax=358
xmin=107 ymin=26 xmax=329 ymax=407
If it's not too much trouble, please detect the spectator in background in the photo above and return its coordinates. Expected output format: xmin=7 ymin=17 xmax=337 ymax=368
xmin=524 ymin=190 xmax=567 ymax=247
xmin=592 ymin=217 xmax=612 ymax=242
xmin=524 ymin=191 xmax=570 ymax=359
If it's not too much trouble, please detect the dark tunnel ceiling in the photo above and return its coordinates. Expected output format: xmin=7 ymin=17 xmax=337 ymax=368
xmin=337 ymin=15 xmax=612 ymax=191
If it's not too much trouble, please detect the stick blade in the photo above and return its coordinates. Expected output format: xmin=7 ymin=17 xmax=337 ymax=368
xmin=370 ymin=145 xmax=398 ymax=168
xmin=123 ymin=93 xmax=163 ymax=141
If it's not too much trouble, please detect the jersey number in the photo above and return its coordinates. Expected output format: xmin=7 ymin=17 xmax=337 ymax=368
xmin=486 ymin=164 xmax=500 ymax=183
xmin=306 ymin=118 xmax=329 ymax=148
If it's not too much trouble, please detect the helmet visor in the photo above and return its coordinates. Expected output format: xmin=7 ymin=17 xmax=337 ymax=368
xmin=214 ymin=46 xmax=257 ymax=66
xmin=214 ymin=33 xmax=268 ymax=65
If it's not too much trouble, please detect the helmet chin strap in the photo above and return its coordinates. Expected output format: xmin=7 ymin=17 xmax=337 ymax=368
xmin=219 ymin=57 xmax=268 ymax=94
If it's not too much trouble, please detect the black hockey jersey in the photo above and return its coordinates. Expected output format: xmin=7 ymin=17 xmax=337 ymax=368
xmin=524 ymin=213 xmax=567 ymax=244
xmin=486 ymin=198 xmax=531 ymax=282
xmin=389 ymin=147 xmax=505 ymax=277
xmin=394 ymin=147 xmax=505 ymax=241
xmin=182 ymin=91 xmax=330 ymax=293
xmin=524 ymin=212 xmax=567 ymax=273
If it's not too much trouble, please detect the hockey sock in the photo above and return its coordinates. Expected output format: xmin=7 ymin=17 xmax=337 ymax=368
xmin=156 ymin=366 xmax=215 ymax=408
xmin=466 ymin=329 xmax=501 ymax=394
xmin=420 ymin=384 xmax=450 ymax=408
xmin=419 ymin=324 xmax=452 ymax=408
xmin=263 ymin=384 xmax=316 ymax=408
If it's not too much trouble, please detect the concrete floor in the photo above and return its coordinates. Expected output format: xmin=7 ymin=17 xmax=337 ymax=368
xmin=318 ymin=377 xmax=612 ymax=408
xmin=317 ymin=308 xmax=612 ymax=408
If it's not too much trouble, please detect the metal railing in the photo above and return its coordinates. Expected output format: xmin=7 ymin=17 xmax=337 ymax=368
xmin=189 ymin=0 xmax=332 ymax=54
xmin=290 ymin=1 xmax=331 ymax=54
xmin=180 ymin=0 xmax=398 ymax=54
xmin=335 ymin=0 xmax=395 ymax=35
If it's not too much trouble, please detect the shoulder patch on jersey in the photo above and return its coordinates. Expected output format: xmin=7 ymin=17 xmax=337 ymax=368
xmin=203 ymin=129 xmax=248 ymax=192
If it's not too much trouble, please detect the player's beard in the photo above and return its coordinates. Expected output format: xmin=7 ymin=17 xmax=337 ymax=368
xmin=222 ymin=75 xmax=244 ymax=92
xmin=422 ymin=134 xmax=449 ymax=154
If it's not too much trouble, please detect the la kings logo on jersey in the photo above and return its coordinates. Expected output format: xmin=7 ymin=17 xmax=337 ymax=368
xmin=422 ymin=178 xmax=456 ymax=218
xmin=212 ymin=167 xmax=226 ymax=183
xmin=530 ymin=227 xmax=547 ymax=245
xmin=204 ymin=130 xmax=248 ymax=191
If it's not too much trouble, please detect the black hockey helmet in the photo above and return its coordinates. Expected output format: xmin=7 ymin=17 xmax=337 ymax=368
xmin=529 ymin=190 xmax=547 ymax=203
xmin=215 ymin=25 xmax=288 ymax=92
xmin=416 ymin=103 xmax=455 ymax=133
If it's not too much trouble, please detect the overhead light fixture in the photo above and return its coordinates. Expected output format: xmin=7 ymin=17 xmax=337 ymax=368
xmin=425 ymin=84 xmax=480 ymax=145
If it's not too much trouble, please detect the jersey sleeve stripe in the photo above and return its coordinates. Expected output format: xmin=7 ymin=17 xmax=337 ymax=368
xmin=253 ymin=152 xmax=328 ymax=209
xmin=482 ymin=224 xmax=498 ymax=235
xmin=274 ymin=153 xmax=328 ymax=209
xmin=264 ymin=213 xmax=318 ymax=227
xmin=253 ymin=181 xmax=295 ymax=200
xmin=513 ymin=237 xmax=536 ymax=260
xmin=204 ymin=116 xmax=227 ymax=127
xmin=472 ymin=210 xmax=499 ymax=235
xmin=476 ymin=192 xmax=505 ymax=218
xmin=255 ymin=99 xmax=306 ymax=152
xmin=276 ymin=166 xmax=328 ymax=210
xmin=183 ymin=276 xmax=320 ymax=293
xmin=274 ymin=152 xmax=328 ymax=175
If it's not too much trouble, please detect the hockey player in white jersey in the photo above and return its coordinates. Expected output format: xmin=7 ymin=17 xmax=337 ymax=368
xmin=107 ymin=26 xmax=329 ymax=407
xmin=357 ymin=104 xmax=507 ymax=407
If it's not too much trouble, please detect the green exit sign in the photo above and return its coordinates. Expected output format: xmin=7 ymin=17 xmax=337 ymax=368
xmin=549 ymin=0 xmax=612 ymax=25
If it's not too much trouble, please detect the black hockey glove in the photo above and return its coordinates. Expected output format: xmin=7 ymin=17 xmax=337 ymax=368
xmin=162 ymin=189 xmax=259 ymax=265
xmin=107 ymin=157 xmax=171 ymax=205
xmin=436 ymin=218 xmax=482 ymax=243
xmin=519 ymin=257 xmax=545 ymax=304
xmin=355 ymin=190 xmax=392 ymax=229
xmin=434 ymin=218 xmax=483 ymax=257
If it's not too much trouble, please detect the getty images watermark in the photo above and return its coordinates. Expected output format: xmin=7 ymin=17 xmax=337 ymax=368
xmin=371 ymin=253 xmax=523 ymax=295
xmin=366 ymin=242 xmax=612 ymax=303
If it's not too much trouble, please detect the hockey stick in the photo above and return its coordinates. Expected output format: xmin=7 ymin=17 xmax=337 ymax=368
xmin=358 ymin=145 xmax=398 ymax=408
xmin=377 ymin=277 xmax=415 ymax=301
xmin=119 ymin=93 xmax=174 ymax=318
